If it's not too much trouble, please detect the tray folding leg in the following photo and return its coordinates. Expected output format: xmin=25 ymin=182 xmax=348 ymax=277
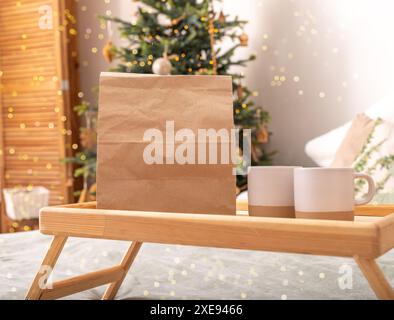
xmin=26 ymin=237 xmax=143 ymax=300
xmin=26 ymin=236 xmax=68 ymax=300
xmin=102 ymin=241 xmax=142 ymax=300
xmin=354 ymin=256 xmax=394 ymax=300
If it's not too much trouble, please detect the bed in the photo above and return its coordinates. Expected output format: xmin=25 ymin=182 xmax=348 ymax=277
xmin=1 ymin=228 xmax=393 ymax=300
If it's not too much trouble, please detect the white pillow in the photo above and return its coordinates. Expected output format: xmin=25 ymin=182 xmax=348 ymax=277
xmin=305 ymin=93 xmax=394 ymax=167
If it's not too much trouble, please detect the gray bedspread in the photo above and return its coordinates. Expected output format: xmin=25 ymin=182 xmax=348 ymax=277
xmin=0 ymin=231 xmax=393 ymax=300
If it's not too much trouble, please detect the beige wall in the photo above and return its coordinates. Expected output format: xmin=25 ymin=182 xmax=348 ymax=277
xmin=76 ymin=0 xmax=394 ymax=166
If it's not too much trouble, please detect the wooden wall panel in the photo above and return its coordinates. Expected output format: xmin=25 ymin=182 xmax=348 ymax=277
xmin=0 ymin=0 xmax=79 ymax=232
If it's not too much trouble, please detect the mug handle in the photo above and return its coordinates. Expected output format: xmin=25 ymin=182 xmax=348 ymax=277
xmin=354 ymin=173 xmax=376 ymax=206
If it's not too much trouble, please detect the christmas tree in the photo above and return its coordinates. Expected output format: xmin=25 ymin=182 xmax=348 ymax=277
xmin=69 ymin=0 xmax=274 ymax=195
xmin=102 ymin=0 xmax=274 ymax=189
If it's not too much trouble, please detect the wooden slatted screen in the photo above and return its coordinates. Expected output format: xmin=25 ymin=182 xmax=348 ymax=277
xmin=0 ymin=0 xmax=79 ymax=232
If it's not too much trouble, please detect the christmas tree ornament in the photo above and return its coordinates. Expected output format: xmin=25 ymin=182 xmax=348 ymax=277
xmin=152 ymin=55 xmax=172 ymax=75
xmin=239 ymin=32 xmax=249 ymax=47
xmin=80 ymin=128 xmax=97 ymax=150
xmin=103 ymin=20 xmax=114 ymax=63
xmin=102 ymin=41 xmax=114 ymax=63
xmin=171 ymin=14 xmax=185 ymax=26
xmin=237 ymin=84 xmax=244 ymax=100
xmin=257 ymin=127 xmax=269 ymax=143
xmin=218 ymin=11 xmax=226 ymax=24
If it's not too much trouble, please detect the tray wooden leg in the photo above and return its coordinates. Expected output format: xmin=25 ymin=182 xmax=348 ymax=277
xmin=102 ymin=241 xmax=143 ymax=300
xmin=354 ymin=255 xmax=394 ymax=300
xmin=26 ymin=236 xmax=68 ymax=300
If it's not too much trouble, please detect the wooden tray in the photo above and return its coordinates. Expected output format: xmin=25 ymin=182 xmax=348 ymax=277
xmin=26 ymin=200 xmax=394 ymax=300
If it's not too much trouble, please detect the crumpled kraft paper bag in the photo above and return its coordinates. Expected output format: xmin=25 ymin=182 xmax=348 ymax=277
xmin=97 ymin=72 xmax=236 ymax=215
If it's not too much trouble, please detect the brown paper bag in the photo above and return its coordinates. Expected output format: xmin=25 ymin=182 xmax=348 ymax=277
xmin=97 ymin=72 xmax=235 ymax=215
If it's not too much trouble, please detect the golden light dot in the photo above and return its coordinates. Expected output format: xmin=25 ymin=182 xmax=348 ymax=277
xmin=263 ymin=34 xmax=268 ymax=39
xmin=61 ymin=116 xmax=67 ymax=122
xmin=91 ymin=47 xmax=98 ymax=54
xmin=8 ymin=107 xmax=14 ymax=112
xmin=139 ymin=61 xmax=145 ymax=67
xmin=57 ymin=90 xmax=62 ymax=96
xmin=288 ymin=53 xmax=294 ymax=60
xmin=9 ymin=148 xmax=15 ymax=154
xmin=78 ymin=92 xmax=84 ymax=98
xmin=21 ymin=34 xmax=27 ymax=39
xmin=252 ymin=91 xmax=259 ymax=97
xmin=262 ymin=45 xmax=268 ymax=51
xmin=132 ymin=49 xmax=138 ymax=55
xmin=80 ymin=154 xmax=87 ymax=161
xmin=0 ymin=71 xmax=3 ymax=77
xmin=81 ymin=5 xmax=87 ymax=11
xmin=46 ymin=163 xmax=52 ymax=169
xmin=274 ymin=75 xmax=280 ymax=81
xmin=293 ymin=76 xmax=300 ymax=82
xmin=298 ymin=90 xmax=304 ymax=95
xmin=319 ymin=92 xmax=326 ymax=98
xmin=69 ymin=28 xmax=77 ymax=36
xmin=8 ymin=113 xmax=14 ymax=119
xmin=280 ymin=76 xmax=286 ymax=82
xmin=54 ymin=107 xmax=60 ymax=113
xmin=48 ymin=122 xmax=55 ymax=129
xmin=98 ymin=33 xmax=105 ymax=40
xmin=20 ymin=123 xmax=26 ymax=129
xmin=72 ymin=144 xmax=78 ymax=150
xmin=242 ymin=104 xmax=247 ymax=109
